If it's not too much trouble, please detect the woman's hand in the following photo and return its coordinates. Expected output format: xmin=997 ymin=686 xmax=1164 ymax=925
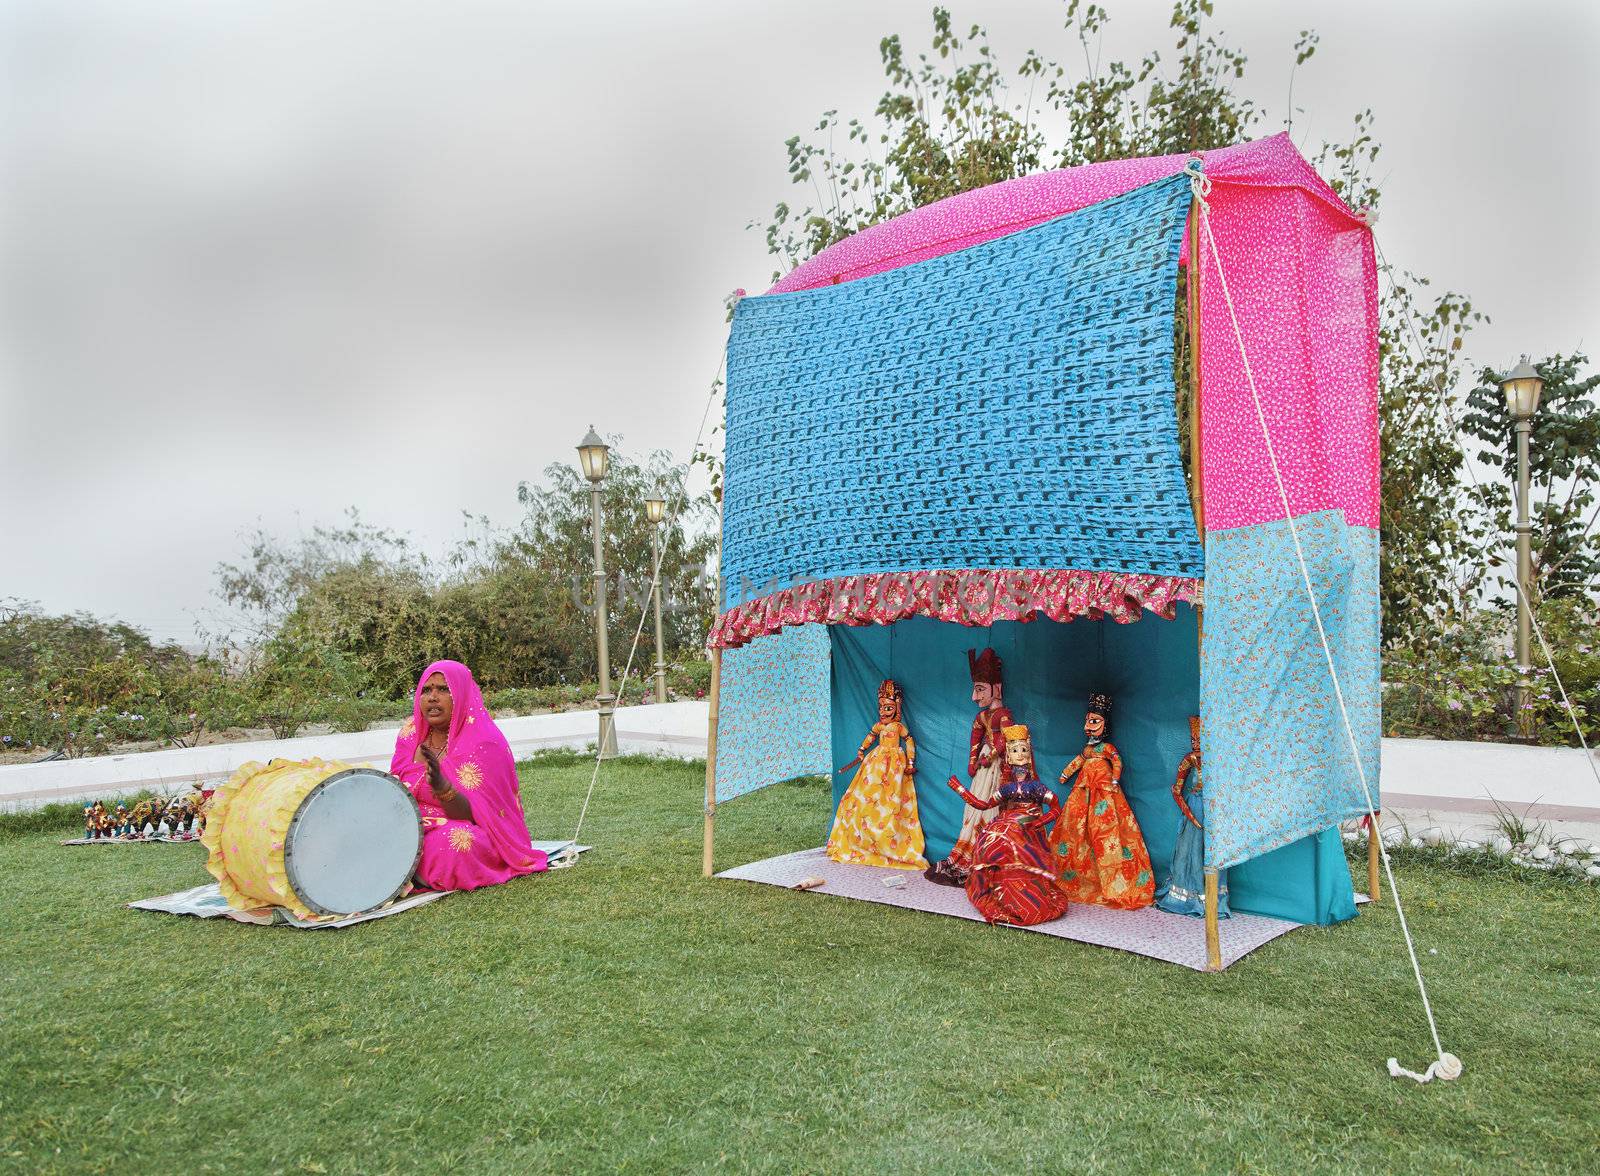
xmin=420 ymin=744 xmax=474 ymax=822
xmin=419 ymin=743 xmax=446 ymax=786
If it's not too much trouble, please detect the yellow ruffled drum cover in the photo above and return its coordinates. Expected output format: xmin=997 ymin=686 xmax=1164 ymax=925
xmin=201 ymin=758 xmax=419 ymax=920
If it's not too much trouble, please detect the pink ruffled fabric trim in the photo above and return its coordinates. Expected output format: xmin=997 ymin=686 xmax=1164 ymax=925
xmin=708 ymin=569 xmax=1202 ymax=650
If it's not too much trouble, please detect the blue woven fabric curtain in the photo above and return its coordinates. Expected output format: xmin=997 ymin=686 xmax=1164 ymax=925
xmin=721 ymin=175 xmax=1201 ymax=612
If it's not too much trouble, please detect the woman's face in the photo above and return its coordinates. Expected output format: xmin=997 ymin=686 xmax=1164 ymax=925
xmin=420 ymin=673 xmax=453 ymax=730
xmin=1084 ymin=711 xmax=1105 ymax=741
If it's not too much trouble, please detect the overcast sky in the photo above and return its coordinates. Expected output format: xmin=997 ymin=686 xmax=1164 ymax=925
xmin=3 ymin=0 xmax=1596 ymax=644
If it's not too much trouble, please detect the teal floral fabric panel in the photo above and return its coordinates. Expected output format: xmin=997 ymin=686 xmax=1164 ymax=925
xmin=1201 ymin=511 xmax=1380 ymax=870
xmin=716 ymin=623 xmax=831 ymax=802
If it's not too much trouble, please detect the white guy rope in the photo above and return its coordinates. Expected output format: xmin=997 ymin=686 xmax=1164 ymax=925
xmin=547 ymin=329 xmax=732 ymax=869
xmin=1373 ymin=240 xmax=1600 ymax=794
xmin=1185 ymin=159 xmax=1459 ymax=1082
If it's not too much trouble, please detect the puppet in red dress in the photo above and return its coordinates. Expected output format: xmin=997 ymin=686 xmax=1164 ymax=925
xmin=925 ymin=648 xmax=1013 ymax=887
xmin=946 ymin=723 xmax=1070 ymax=926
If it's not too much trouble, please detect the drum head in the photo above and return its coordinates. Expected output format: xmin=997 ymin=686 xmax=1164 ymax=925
xmin=282 ymin=769 xmax=422 ymax=916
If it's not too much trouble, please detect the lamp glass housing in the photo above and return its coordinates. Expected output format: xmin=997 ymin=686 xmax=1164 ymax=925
xmin=1500 ymin=358 xmax=1544 ymax=420
xmin=645 ymin=496 xmax=667 ymax=525
xmin=577 ymin=426 xmax=609 ymax=483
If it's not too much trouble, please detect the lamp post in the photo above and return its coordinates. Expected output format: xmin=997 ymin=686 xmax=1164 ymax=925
xmin=645 ymin=494 xmax=669 ymax=703
xmin=577 ymin=426 xmax=617 ymax=758
xmin=1500 ymin=357 xmax=1545 ymax=741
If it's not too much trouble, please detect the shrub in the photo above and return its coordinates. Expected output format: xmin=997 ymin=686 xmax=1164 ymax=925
xmin=669 ymin=659 xmax=713 ymax=698
xmin=1383 ymin=601 xmax=1599 ymax=746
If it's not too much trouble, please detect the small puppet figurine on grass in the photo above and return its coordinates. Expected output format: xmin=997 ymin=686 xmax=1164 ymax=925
xmin=129 ymin=799 xmax=154 ymax=839
xmin=826 ymin=679 xmax=928 ymax=870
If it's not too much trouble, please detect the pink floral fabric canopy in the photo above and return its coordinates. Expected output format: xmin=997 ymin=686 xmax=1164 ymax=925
xmin=768 ymin=133 xmax=1379 ymax=537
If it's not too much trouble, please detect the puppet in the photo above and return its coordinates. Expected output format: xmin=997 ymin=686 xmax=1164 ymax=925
xmin=826 ymin=679 xmax=928 ymax=869
xmin=1053 ymin=693 xmax=1155 ymax=910
xmin=946 ymin=723 xmax=1070 ymax=926
xmin=925 ymin=648 xmax=1012 ymax=886
xmin=1154 ymin=716 xmax=1228 ymax=918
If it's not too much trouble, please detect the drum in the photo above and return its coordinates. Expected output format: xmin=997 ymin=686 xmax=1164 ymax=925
xmin=201 ymin=758 xmax=422 ymax=919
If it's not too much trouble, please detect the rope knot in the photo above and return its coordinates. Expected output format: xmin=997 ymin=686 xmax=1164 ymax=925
xmin=1182 ymin=158 xmax=1212 ymax=205
xmin=1388 ymin=1052 xmax=1463 ymax=1084
xmin=547 ymin=842 xmax=581 ymax=870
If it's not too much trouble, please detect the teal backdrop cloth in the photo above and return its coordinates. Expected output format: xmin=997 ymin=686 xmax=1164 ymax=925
xmin=830 ymin=611 xmax=1356 ymax=926
xmin=829 ymin=614 xmax=1198 ymax=877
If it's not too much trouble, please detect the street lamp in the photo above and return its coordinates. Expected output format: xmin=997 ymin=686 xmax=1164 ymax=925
xmin=1500 ymin=357 xmax=1545 ymax=740
xmin=577 ymin=426 xmax=617 ymax=758
xmin=645 ymin=494 xmax=668 ymax=703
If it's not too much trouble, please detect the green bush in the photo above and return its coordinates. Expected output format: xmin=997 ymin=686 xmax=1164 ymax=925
xmin=485 ymin=676 xmax=661 ymax=716
xmin=669 ymin=659 xmax=713 ymax=699
xmin=229 ymin=640 xmax=380 ymax=740
xmin=1383 ymin=601 xmax=1599 ymax=745
xmin=0 ymin=641 xmax=197 ymax=758
xmin=485 ymin=685 xmax=585 ymax=715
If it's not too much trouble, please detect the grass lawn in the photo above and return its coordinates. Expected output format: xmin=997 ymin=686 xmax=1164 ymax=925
xmin=2 ymin=752 xmax=1597 ymax=1174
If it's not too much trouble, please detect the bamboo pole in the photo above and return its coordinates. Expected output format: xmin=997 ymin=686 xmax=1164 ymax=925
xmin=703 ymin=477 xmax=727 ymax=880
xmin=1203 ymin=870 xmax=1222 ymax=972
xmin=1189 ymin=196 xmax=1223 ymax=974
xmin=703 ymin=645 xmax=721 ymax=878
xmin=1368 ymin=811 xmax=1382 ymax=903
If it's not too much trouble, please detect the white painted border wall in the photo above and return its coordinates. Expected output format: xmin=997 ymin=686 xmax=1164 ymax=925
xmin=4 ymin=711 xmax=1598 ymax=822
xmin=0 ymin=702 xmax=711 ymax=810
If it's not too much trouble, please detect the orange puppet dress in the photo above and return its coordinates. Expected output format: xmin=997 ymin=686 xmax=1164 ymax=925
xmin=826 ymin=720 xmax=928 ymax=870
xmin=1053 ymin=741 xmax=1155 ymax=910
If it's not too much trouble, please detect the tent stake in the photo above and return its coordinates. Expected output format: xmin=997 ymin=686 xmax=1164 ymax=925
xmin=703 ymin=645 xmax=722 ymax=877
xmin=1203 ymin=869 xmax=1222 ymax=970
xmin=1368 ymin=810 xmax=1382 ymax=903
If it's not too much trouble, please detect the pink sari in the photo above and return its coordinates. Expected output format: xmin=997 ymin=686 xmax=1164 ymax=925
xmin=391 ymin=660 xmax=548 ymax=891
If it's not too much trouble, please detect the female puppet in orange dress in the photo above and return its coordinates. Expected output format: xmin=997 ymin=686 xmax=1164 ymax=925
xmin=826 ymin=679 xmax=928 ymax=870
xmin=1053 ymin=693 xmax=1155 ymax=909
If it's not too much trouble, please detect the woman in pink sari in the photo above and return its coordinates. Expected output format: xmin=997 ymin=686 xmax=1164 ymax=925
xmin=391 ymin=660 xmax=548 ymax=891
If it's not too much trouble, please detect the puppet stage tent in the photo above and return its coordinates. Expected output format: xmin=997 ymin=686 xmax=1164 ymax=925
xmin=704 ymin=133 xmax=1378 ymax=941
